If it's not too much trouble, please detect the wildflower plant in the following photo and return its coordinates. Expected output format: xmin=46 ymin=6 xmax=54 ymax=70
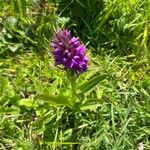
xmin=50 ymin=29 xmax=88 ymax=106
xmin=39 ymin=28 xmax=106 ymax=109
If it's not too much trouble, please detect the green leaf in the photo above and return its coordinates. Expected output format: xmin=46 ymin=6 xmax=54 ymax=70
xmin=37 ymin=94 xmax=71 ymax=107
xmin=49 ymin=79 xmax=60 ymax=94
xmin=142 ymin=77 xmax=150 ymax=89
xmin=34 ymin=79 xmax=43 ymax=94
xmin=96 ymin=87 xmax=104 ymax=99
xmin=20 ymin=0 xmax=27 ymax=15
xmin=80 ymin=99 xmax=101 ymax=111
xmin=0 ymin=77 xmax=9 ymax=96
xmin=57 ymin=17 xmax=70 ymax=27
xmin=5 ymin=16 xmax=17 ymax=28
xmin=0 ymin=106 xmax=19 ymax=114
xmin=77 ymin=74 xmax=107 ymax=94
xmin=8 ymin=44 xmax=22 ymax=52
xmin=40 ymin=141 xmax=79 ymax=145
xmin=18 ymin=99 xmax=38 ymax=108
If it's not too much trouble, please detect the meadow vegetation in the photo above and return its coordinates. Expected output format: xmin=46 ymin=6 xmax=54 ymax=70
xmin=0 ymin=0 xmax=150 ymax=149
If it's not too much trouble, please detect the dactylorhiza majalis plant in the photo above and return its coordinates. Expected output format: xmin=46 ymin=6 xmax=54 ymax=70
xmin=50 ymin=29 xmax=88 ymax=106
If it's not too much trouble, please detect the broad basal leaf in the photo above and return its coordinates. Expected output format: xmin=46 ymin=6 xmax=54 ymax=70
xmin=18 ymin=99 xmax=38 ymax=108
xmin=37 ymin=94 xmax=71 ymax=107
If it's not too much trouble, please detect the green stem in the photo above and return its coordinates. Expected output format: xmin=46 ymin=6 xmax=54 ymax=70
xmin=70 ymin=75 xmax=76 ymax=105
xmin=67 ymin=70 xmax=77 ymax=106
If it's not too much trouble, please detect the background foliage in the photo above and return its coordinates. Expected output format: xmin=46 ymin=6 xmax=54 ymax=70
xmin=0 ymin=0 xmax=150 ymax=149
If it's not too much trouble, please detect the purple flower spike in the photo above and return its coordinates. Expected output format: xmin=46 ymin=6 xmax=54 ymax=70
xmin=51 ymin=29 xmax=88 ymax=73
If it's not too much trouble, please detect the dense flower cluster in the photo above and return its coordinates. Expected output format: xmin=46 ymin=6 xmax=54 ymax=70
xmin=51 ymin=29 xmax=88 ymax=72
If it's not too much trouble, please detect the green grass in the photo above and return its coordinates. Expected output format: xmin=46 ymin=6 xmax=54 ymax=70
xmin=0 ymin=0 xmax=150 ymax=149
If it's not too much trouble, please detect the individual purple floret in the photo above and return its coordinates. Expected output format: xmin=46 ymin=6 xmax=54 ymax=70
xmin=50 ymin=29 xmax=88 ymax=73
